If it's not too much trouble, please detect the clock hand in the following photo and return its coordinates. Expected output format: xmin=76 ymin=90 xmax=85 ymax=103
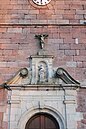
xmin=41 ymin=0 xmax=42 ymax=4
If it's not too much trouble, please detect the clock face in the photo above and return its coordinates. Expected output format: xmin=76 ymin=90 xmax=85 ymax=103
xmin=32 ymin=0 xmax=51 ymax=6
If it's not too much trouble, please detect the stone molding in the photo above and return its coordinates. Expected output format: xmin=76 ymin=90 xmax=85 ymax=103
xmin=18 ymin=106 xmax=65 ymax=129
xmin=3 ymin=54 xmax=80 ymax=87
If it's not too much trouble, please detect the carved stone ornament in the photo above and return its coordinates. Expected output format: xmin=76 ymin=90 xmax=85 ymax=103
xmin=2 ymin=54 xmax=80 ymax=88
xmin=35 ymin=34 xmax=48 ymax=50
xmin=1 ymin=35 xmax=80 ymax=88
xmin=38 ymin=62 xmax=48 ymax=83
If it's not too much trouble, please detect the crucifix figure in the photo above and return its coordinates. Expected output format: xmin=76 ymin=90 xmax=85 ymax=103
xmin=35 ymin=34 xmax=48 ymax=49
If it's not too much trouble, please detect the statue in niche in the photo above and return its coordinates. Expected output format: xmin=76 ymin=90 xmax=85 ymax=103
xmin=38 ymin=63 xmax=48 ymax=83
xmin=35 ymin=34 xmax=48 ymax=49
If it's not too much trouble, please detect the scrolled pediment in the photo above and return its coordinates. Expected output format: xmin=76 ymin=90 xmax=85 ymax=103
xmin=3 ymin=66 xmax=80 ymax=89
xmin=1 ymin=55 xmax=80 ymax=89
xmin=55 ymin=68 xmax=80 ymax=85
xmin=4 ymin=68 xmax=31 ymax=85
xmin=0 ymin=34 xmax=80 ymax=89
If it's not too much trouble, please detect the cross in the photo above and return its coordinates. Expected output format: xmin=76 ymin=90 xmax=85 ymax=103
xmin=35 ymin=34 xmax=48 ymax=49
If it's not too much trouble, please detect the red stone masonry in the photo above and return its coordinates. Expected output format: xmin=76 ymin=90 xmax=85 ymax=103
xmin=0 ymin=0 xmax=86 ymax=128
xmin=0 ymin=26 xmax=86 ymax=82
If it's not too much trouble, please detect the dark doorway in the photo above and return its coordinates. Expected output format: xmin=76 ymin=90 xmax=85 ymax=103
xmin=25 ymin=113 xmax=60 ymax=129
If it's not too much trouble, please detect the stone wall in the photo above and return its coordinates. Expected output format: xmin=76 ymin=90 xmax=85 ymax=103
xmin=0 ymin=0 xmax=86 ymax=129
xmin=0 ymin=26 xmax=86 ymax=84
xmin=8 ymin=89 xmax=80 ymax=129
xmin=0 ymin=0 xmax=86 ymax=24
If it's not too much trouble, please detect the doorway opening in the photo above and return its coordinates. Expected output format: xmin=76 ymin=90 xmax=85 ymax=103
xmin=25 ymin=113 xmax=60 ymax=129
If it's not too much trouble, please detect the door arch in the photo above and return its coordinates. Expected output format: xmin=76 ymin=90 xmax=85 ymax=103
xmin=25 ymin=113 xmax=60 ymax=129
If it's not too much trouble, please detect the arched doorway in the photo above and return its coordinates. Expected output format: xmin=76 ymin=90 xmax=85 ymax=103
xmin=25 ymin=113 xmax=60 ymax=129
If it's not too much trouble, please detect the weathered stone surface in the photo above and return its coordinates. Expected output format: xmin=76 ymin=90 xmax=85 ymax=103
xmin=0 ymin=0 xmax=86 ymax=129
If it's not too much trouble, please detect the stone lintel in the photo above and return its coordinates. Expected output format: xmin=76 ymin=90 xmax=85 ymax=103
xmin=30 ymin=55 xmax=54 ymax=59
xmin=63 ymin=100 xmax=76 ymax=104
xmin=8 ymin=84 xmax=79 ymax=91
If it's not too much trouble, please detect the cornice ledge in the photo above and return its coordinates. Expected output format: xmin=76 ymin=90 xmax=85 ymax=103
xmin=0 ymin=23 xmax=86 ymax=27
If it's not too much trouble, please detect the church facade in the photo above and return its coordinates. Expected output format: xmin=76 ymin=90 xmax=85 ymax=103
xmin=0 ymin=0 xmax=86 ymax=129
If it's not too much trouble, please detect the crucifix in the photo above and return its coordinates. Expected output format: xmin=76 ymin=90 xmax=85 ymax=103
xmin=35 ymin=34 xmax=48 ymax=49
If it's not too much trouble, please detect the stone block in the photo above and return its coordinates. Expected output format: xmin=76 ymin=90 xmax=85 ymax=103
xmin=7 ymin=28 xmax=22 ymax=33
xmin=66 ymin=61 xmax=77 ymax=67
